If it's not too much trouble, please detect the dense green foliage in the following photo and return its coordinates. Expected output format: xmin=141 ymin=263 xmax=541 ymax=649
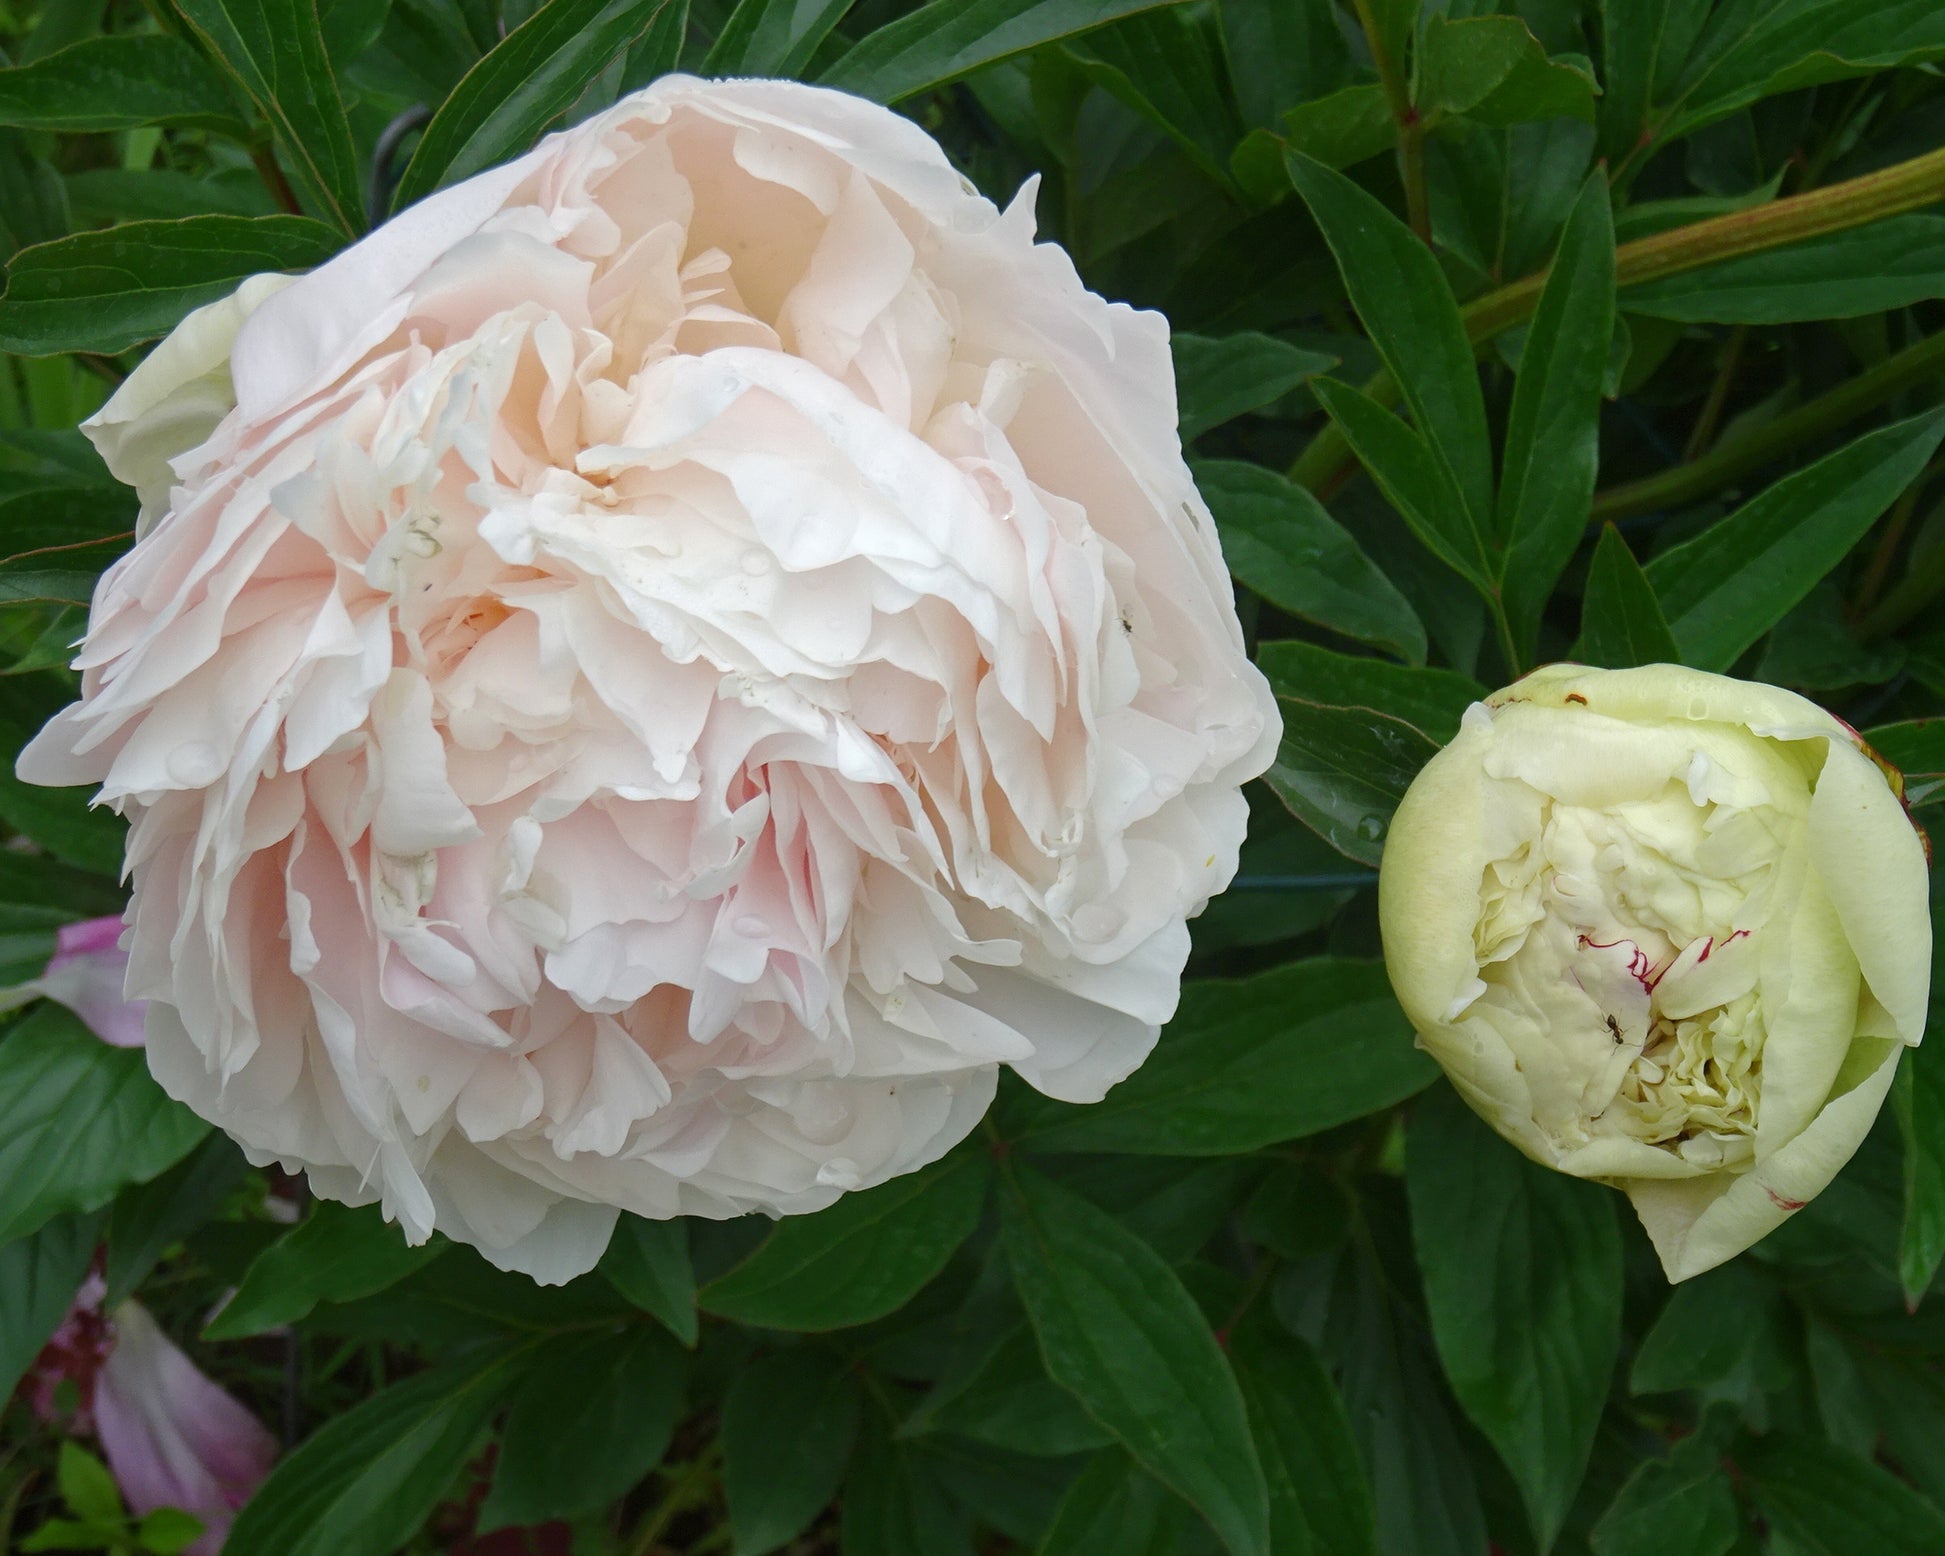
xmin=3 ymin=1 xmax=1945 ymax=1553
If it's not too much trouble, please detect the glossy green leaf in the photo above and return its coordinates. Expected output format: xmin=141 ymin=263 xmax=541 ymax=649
xmin=1896 ymin=1034 xmax=1945 ymax=1304
xmin=1035 ymin=1455 xmax=1187 ymax=1556
xmin=821 ymin=0 xmax=1195 ymax=105
xmin=480 ymin=1325 xmax=684 ymax=1528
xmin=1645 ymin=412 xmax=1945 ymax=671
xmin=1743 ymin=1431 xmax=1945 ymax=1555
xmin=1498 ymin=172 xmax=1615 ymax=657
xmin=105 ymin=1132 xmax=249 ymax=1306
xmin=1195 ymin=460 xmax=1425 ymax=663
xmin=597 ymin=1214 xmax=697 ymax=1345
xmin=1265 ymin=692 xmax=1442 ymax=866
xmin=1016 ymin=958 xmax=1433 ymax=1155
xmin=0 ymin=214 xmax=343 ymax=357
xmin=1589 ymin=1433 xmax=1738 ymax=1556
xmin=1310 ymin=377 xmax=1492 ymax=591
xmin=1289 ymin=154 xmax=1494 ymax=526
xmin=171 ymin=0 xmax=363 ymax=233
xmin=225 ymin=1344 xmax=530 ymax=1556
xmin=1174 ymin=331 xmax=1333 ymax=440
xmin=1409 ymin=1084 xmax=1622 ymax=1549
xmin=392 ymin=0 xmax=675 ymax=210
xmin=700 ymin=1150 xmax=988 ymax=1330
xmin=1417 ymin=15 xmax=1599 ymax=126
xmin=1623 ymin=215 xmax=1945 ymax=323
xmin=1230 ymin=1319 xmax=1379 ymax=1556
xmin=205 ymin=1200 xmax=442 ymax=1339
xmin=703 ymin=0 xmax=854 ymax=76
xmin=1001 ymin=1164 xmax=1270 ymax=1556
xmin=1277 ymin=84 xmax=1398 ymax=170
xmin=0 ymin=35 xmax=245 ymax=134
xmin=1574 ymin=523 xmax=1682 ymax=668
xmin=1256 ymin=639 xmax=1482 ymax=743
xmin=0 ymin=1210 xmax=99 ymax=1400
xmin=722 ymin=1348 xmax=862 ymax=1556
xmin=0 ymin=1004 xmax=207 ymax=1247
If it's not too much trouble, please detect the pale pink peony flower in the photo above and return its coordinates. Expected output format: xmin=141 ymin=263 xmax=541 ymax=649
xmin=19 ymin=77 xmax=1277 ymax=1282
xmin=25 ymin=1278 xmax=278 ymax=1556
xmin=0 ymin=914 xmax=146 ymax=1048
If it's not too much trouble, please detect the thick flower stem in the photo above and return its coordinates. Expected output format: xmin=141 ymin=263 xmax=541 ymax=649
xmin=1589 ymin=329 xmax=1945 ymax=524
xmin=1289 ymin=140 xmax=1945 ymax=496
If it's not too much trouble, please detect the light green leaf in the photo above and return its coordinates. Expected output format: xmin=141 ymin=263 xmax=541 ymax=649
xmin=1196 ymin=460 xmax=1424 ymax=663
xmin=1418 ymin=14 xmax=1599 ymax=126
xmin=0 ymin=214 xmax=343 ymax=357
xmin=392 ymin=0 xmax=675 ymax=210
xmin=1278 ymin=84 xmax=1398 ymax=170
xmin=1016 ymin=958 xmax=1433 ymax=1156
xmin=0 ymin=35 xmax=245 ymax=134
xmin=0 ymin=1005 xmax=208 ymax=1247
xmin=1645 ymin=412 xmax=1945 ymax=671
xmin=1001 ymin=1164 xmax=1270 ymax=1556
xmin=57 ymin=1443 xmax=125 ymax=1527
xmin=1409 ymin=1084 xmax=1622 ymax=1550
xmin=821 ymin=0 xmax=1194 ymax=105
xmin=171 ymin=0 xmax=364 ymax=232
xmin=700 ymin=1150 xmax=987 ymax=1330
xmin=1573 ymin=523 xmax=1682 ymax=668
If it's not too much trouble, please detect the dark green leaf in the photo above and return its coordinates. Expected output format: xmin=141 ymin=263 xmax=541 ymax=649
xmin=700 ymin=1151 xmax=988 ymax=1330
xmin=0 ymin=760 xmax=125 ymax=876
xmin=392 ymin=0 xmax=674 ymax=211
xmin=1001 ymin=1164 xmax=1269 ymax=1556
xmin=1743 ymin=1431 xmax=1945 ymax=1556
xmin=1035 ymin=1455 xmax=1187 ymax=1556
xmin=722 ymin=1348 xmax=862 ymax=1556
xmin=915 ymin=1325 xmax=1114 ymax=1455
xmin=1067 ymin=9 xmax=1242 ymax=181
xmin=1409 ymin=1084 xmax=1622 ymax=1549
xmin=1309 ymin=377 xmax=1493 ymax=592
xmin=1277 ymin=84 xmax=1398 ymax=170
xmin=1217 ymin=0 xmax=1352 ymax=128
xmin=840 ymin=1416 xmax=975 ymax=1556
xmin=1869 ymin=719 xmax=1945 ymax=806
xmin=0 ymin=131 xmax=67 ymax=259
xmin=0 ymin=1210 xmax=98 ymax=1400
xmin=598 ymin=1214 xmax=697 ymax=1345
xmin=1623 ymin=215 xmax=1945 ymax=323
xmin=1016 ymin=958 xmax=1433 ymax=1156
xmin=620 ymin=0 xmax=690 ymax=88
xmin=1256 ymin=639 xmax=1483 ymax=744
xmin=1589 ymin=1433 xmax=1738 ymax=1556
xmin=0 ymin=35 xmax=244 ymax=134
xmin=171 ymin=0 xmax=364 ymax=233
xmin=1896 ymin=1035 xmax=1945 ymax=1304
xmin=65 ymin=168 xmax=273 ymax=224
xmin=205 ymin=1200 xmax=440 ymax=1339
xmin=1629 ymin=1259 xmax=1781 ymax=1396
xmin=1196 ymin=460 xmax=1425 ymax=663
xmin=821 ymin=0 xmax=1195 ymax=105
xmin=704 ymin=0 xmax=855 ymax=76
xmin=225 ymin=1345 xmax=530 ymax=1556
xmin=305 ymin=1243 xmax=633 ymax=1347
xmin=480 ymin=1326 xmax=684 ymax=1528
xmin=1231 ymin=1319 xmax=1378 ymax=1556
xmin=0 ymin=1004 xmax=207 ymax=1247
xmin=1498 ymin=172 xmax=1615 ymax=657
xmin=1645 ymin=412 xmax=1945 ymax=672
xmin=105 ymin=1132 xmax=249 ymax=1306
xmin=1265 ymin=691 xmax=1441 ymax=866
xmin=1574 ymin=523 xmax=1682 ymax=668
xmin=1289 ymin=154 xmax=1494 ymax=526
xmin=1174 ymin=332 xmax=1334 ymax=440
xmin=0 ymin=215 xmax=343 ymax=357
xmin=1417 ymin=15 xmax=1599 ymax=125
xmin=0 ymin=486 xmax=136 ymax=606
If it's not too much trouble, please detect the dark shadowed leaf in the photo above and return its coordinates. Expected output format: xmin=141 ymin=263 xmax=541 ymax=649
xmin=1035 ymin=1454 xmax=1188 ymax=1556
xmin=1589 ymin=1432 xmax=1738 ymax=1556
xmin=723 ymin=1348 xmax=862 ymax=1556
xmin=700 ymin=1150 xmax=988 ymax=1330
xmin=1743 ymin=1431 xmax=1945 ymax=1555
xmin=598 ymin=1214 xmax=697 ymax=1345
xmin=0 ymin=1210 xmax=99 ymax=1401
xmin=105 ymin=1132 xmax=249 ymax=1306
xmin=1408 ymin=1084 xmax=1622 ymax=1549
xmin=205 ymin=1200 xmax=442 ymax=1339
xmin=1001 ymin=1164 xmax=1269 ymax=1556
xmin=1016 ymin=959 xmax=1433 ymax=1156
xmin=1896 ymin=1023 xmax=1945 ymax=1303
xmin=0 ymin=1004 xmax=207 ymax=1247
xmin=1196 ymin=461 xmax=1425 ymax=663
xmin=1623 ymin=215 xmax=1945 ymax=323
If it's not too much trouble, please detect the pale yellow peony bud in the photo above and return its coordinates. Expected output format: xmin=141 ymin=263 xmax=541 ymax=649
xmin=1380 ymin=663 xmax=1931 ymax=1280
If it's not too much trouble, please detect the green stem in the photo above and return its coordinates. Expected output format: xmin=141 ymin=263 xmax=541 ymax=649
xmin=1857 ymin=497 xmax=1945 ymax=640
xmin=1589 ymin=329 xmax=1945 ymax=524
xmin=1684 ymin=325 xmax=1749 ymax=461
xmin=1291 ymin=140 xmax=1945 ymax=494
xmin=627 ymin=1445 xmax=724 ymax=1556
xmin=1351 ymin=0 xmax=1429 ymax=242
xmin=1488 ymin=594 xmax=1523 ymax=680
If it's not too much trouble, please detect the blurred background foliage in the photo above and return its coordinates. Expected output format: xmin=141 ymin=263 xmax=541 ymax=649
xmin=3 ymin=1 xmax=1945 ymax=1554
